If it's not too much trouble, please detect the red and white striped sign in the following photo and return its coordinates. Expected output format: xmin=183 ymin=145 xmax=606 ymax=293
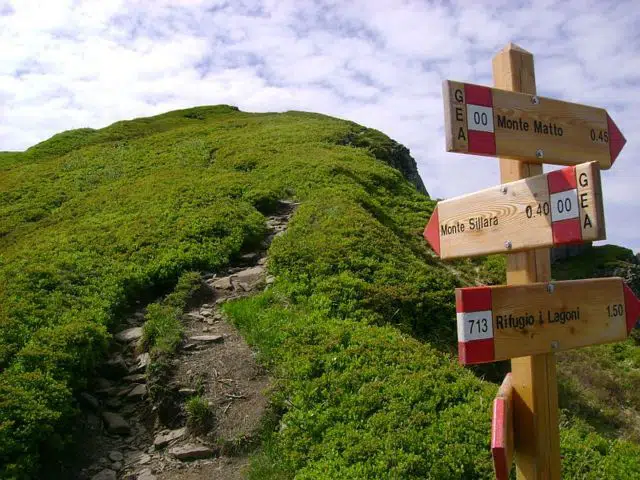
xmin=464 ymin=83 xmax=498 ymax=156
xmin=423 ymin=161 xmax=605 ymax=260
xmin=443 ymin=80 xmax=626 ymax=169
xmin=456 ymin=278 xmax=640 ymax=365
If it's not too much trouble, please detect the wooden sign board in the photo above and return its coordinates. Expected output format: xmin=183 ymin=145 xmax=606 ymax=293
xmin=456 ymin=277 xmax=640 ymax=365
xmin=443 ymin=80 xmax=626 ymax=169
xmin=424 ymin=161 xmax=605 ymax=260
xmin=492 ymin=373 xmax=514 ymax=480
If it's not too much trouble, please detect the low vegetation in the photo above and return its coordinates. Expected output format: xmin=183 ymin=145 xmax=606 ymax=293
xmin=552 ymin=245 xmax=640 ymax=444
xmin=140 ymin=271 xmax=202 ymax=356
xmin=186 ymin=395 xmax=215 ymax=435
xmin=1 ymin=105 xmax=639 ymax=478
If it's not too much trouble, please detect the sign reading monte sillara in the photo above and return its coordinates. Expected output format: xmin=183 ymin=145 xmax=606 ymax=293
xmin=455 ymin=278 xmax=640 ymax=365
xmin=424 ymin=161 xmax=605 ymax=260
xmin=443 ymin=80 xmax=626 ymax=169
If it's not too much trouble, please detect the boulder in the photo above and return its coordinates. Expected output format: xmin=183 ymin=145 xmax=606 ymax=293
xmin=136 ymin=468 xmax=157 ymax=480
xmin=101 ymin=355 xmax=129 ymax=379
xmin=129 ymin=353 xmax=150 ymax=374
xmin=108 ymin=451 xmax=123 ymax=462
xmin=95 ymin=378 xmax=112 ymax=390
xmin=115 ymin=327 xmax=143 ymax=343
xmin=101 ymin=412 xmax=131 ymax=435
xmin=123 ymin=373 xmax=146 ymax=383
xmin=153 ymin=427 xmax=187 ymax=448
xmin=211 ymin=276 xmax=233 ymax=290
xmin=232 ymin=265 xmax=265 ymax=284
xmin=189 ymin=335 xmax=223 ymax=343
xmin=79 ymin=392 xmax=100 ymax=411
xmin=91 ymin=469 xmax=116 ymax=480
xmin=125 ymin=451 xmax=151 ymax=466
xmin=127 ymin=384 xmax=148 ymax=400
xmin=169 ymin=444 xmax=214 ymax=460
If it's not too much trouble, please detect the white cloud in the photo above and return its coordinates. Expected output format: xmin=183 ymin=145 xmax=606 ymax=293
xmin=0 ymin=0 xmax=638 ymax=252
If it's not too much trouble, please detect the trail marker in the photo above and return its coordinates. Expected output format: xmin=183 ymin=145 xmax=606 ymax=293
xmin=430 ymin=42 xmax=633 ymax=479
xmin=456 ymin=277 xmax=640 ymax=365
xmin=492 ymin=373 xmax=514 ymax=480
xmin=443 ymin=80 xmax=626 ymax=169
xmin=424 ymin=161 xmax=605 ymax=259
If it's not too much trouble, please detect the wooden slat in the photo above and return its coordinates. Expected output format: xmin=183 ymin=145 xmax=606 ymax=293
xmin=426 ymin=161 xmax=604 ymax=259
xmin=444 ymin=53 xmax=626 ymax=169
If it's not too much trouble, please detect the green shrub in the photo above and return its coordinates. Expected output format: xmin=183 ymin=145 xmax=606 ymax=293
xmin=0 ymin=371 xmax=74 ymax=479
xmin=141 ymin=271 xmax=202 ymax=356
xmin=186 ymin=395 xmax=215 ymax=434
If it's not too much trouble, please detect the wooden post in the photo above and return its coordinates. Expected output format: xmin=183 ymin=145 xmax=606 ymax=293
xmin=492 ymin=43 xmax=562 ymax=479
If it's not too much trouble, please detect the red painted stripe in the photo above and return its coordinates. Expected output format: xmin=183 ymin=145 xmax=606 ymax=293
xmin=492 ymin=397 xmax=508 ymax=480
xmin=623 ymin=283 xmax=640 ymax=334
xmin=456 ymin=286 xmax=492 ymax=313
xmin=423 ymin=205 xmax=440 ymax=256
xmin=468 ymin=130 xmax=496 ymax=155
xmin=464 ymin=83 xmax=493 ymax=107
xmin=552 ymin=218 xmax=582 ymax=245
xmin=607 ymin=113 xmax=626 ymax=165
xmin=547 ymin=166 xmax=576 ymax=194
xmin=458 ymin=338 xmax=495 ymax=365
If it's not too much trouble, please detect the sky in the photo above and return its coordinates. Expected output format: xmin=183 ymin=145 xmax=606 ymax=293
xmin=1 ymin=0 xmax=639 ymax=253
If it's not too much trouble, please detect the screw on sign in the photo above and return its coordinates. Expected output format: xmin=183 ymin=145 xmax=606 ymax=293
xmin=443 ymin=80 xmax=626 ymax=169
xmin=423 ymin=161 xmax=605 ymax=260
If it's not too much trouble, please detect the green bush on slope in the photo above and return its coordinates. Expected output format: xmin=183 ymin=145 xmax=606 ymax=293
xmin=222 ymin=189 xmax=640 ymax=478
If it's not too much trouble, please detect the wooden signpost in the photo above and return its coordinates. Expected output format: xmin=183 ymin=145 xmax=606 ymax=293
xmin=428 ymin=43 xmax=633 ymax=479
xmin=443 ymin=80 xmax=626 ymax=169
xmin=456 ymin=277 xmax=640 ymax=365
xmin=424 ymin=161 xmax=605 ymax=259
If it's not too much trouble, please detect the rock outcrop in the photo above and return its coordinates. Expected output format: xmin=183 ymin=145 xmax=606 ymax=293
xmin=337 ymin=127 xmax=429 ymax=196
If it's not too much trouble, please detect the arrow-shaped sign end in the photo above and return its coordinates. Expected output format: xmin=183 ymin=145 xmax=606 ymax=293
xmin=607 ymin=113 xmax=626 ymax=165
xmin=424 ymin=205 xmax=441 ymax=256
xmin=623 ymin=283 xmax=640 ymax=334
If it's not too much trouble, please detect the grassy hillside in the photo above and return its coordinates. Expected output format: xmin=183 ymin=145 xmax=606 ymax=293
xmin=1 ymin=106 xmax=639 ymax=478
xmin=552 ymin=246 xmax=640 ymax=444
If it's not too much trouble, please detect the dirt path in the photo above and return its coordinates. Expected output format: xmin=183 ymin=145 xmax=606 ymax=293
xmin=64 ymin=201 xmax=296 ymax=480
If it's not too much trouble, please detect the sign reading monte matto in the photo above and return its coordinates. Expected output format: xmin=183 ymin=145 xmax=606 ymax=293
xmin=424 ymin=161 xmax=605 ymax=260
xmin=455 ymin=277 xmax=640 ymax=365
xmin=443 ymin=80 xmax=626 ymax=169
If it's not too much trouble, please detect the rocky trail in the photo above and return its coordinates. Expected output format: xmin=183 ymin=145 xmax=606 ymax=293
xmin=63 ymin=201 xmax=297 ymax=480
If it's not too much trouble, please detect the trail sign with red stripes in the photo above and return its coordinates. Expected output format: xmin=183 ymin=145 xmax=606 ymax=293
xmin=443 ymin=80 xmax=626 ymax=169
xmin=456 ymin=277 xmax=640 ymax=365
xmin=492 ymin=374 xmax=514 ymax=480
xmin=424 ymin=161 xmax=604 ymax=259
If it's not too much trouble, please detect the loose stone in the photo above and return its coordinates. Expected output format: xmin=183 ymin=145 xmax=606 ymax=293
xmin=101 ymin=412 xmax=131 ymax=435
xmin=91 ymin=469 xmax=116 ymax=480
xmin=169 ymin=444 xmax=214 ymax=460
xmin=115 ymin=327 xmax=143 ymax=343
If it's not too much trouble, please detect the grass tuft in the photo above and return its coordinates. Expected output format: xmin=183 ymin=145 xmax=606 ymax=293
xmin=186 ymin=395 xmax=215 ymax=434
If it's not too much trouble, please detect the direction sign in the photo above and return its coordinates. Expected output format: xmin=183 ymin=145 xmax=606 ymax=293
xmin=424 ymin=161 xmax=605 ymax=259
xmin=492 ymin=373 xmax=514 ymax=480
xmin=456 ymin=277 xmax=640 ymax=365
xmin=443 ymin=80 xmax=626 ymax=169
